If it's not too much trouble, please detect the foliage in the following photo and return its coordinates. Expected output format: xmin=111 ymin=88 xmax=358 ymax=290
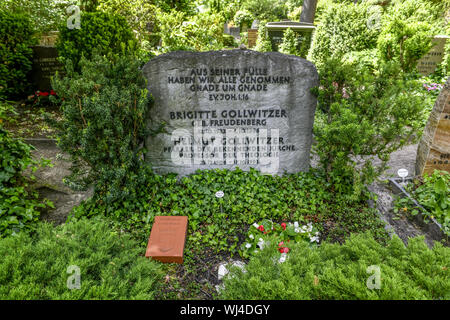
xmin=156 ymin=9 xmax=225 ymax=52
xmin=0 ymin=0 xmax=74 ymax=34
xmin=97 ymin=0 xmax=159 ymax=42
xmin=0 ymin=9 xmax=37 ymax=100
xmin=0 ymin=127 xmax=52 ymax=238
xmin=395 ymin=171 xmax=450 ymax=236
xmin=233 ymin=10 xmax=254 ymax=29
xmin=56 ymin=11 xmax=137 ymax=71
xmin=71 ymin=168 xmax=388 ymax=256
xmin=220 ymin=233 xmax=450 ymax=300
xmin=242 ymin=0 xmax=288 ymax=21
xmin=223 ymin=34 xmax=237 ymax=48
xmin=50 ymin=53 xmax=152 ymax=204
xmin=254 ymin=22 xmax=273 ymax=52
xmin=308 ymin=2 xmax=381 ymax=70
xmin=377 ymin=18 xmax=433 ymax=73
xmin=312 ymin=59 xmax=427 ymax=195
xmin=0 ymin=217 xmax=164 ymax=299
xmin=240 ymin=219 xmax=320 ymax=259
xmin=279 ymin=28 xmax=300 ymax=56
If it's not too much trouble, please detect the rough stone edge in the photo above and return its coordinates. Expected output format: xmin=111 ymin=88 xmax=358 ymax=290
xmin=388 ymin=177 xmax=449 ymax=245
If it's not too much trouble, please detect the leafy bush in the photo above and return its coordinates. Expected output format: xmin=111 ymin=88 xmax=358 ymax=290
xmin=242 ymin=0 xmax=288 ymax=21
xmin=254 ymin=22 xmax=273 ymax=52
xmin=377 ymin=18 xmax=433 ymax=73
xmin=0 ymin=127 xmax=51 ymax=237
xmin=233 ymin=10 xmax=254 ymax=29
xmin=56 ymin=11 xmax=137 ymax=71
xmin=220 ymin=233 xmax=450 ymax=300
xmin=156 ymin=9 xmax=225 ymax=52
xmin=395 ymin=170 xmax=450 ymax=236
xmin=308 ymin=2 xmax=380 ymax=70
xmin=278 ymin=28 xmax=299 ymax=56
xmin=71 ymin=168 xmax=388 ymax=255
xmin=312 ymin=59 xmax=427 ymax=195
xmin=0 ymin=217 xmax=164 ymax=299
xmin=50 ymin=53 xmax=152 ymax=204
xmin=0 ymin=9 xmax=37 ymax=100
xmin=0 ymin=0 xmax=71 ymax=35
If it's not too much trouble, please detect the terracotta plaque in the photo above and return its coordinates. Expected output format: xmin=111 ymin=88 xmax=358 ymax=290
xmin=145 ymin=216 xmax=188 ymax=264
xmin=416 ymin=77 xmax=450 ymax=175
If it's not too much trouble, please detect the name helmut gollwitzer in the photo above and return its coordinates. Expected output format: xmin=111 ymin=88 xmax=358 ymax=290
xmin=142 ymin=50 xmax=318 ymax=176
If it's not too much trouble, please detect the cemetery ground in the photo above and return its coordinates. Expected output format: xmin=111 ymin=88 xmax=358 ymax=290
xmin=1 ymin=98 xmax=448 ymax=300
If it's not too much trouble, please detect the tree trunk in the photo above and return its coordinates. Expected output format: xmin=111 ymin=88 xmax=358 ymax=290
xmin=300 ymin=0 xmax=318 ymax=24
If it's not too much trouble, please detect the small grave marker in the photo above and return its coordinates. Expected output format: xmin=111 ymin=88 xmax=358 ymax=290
xmin=145 ymin=216 xmax=188 ymax=264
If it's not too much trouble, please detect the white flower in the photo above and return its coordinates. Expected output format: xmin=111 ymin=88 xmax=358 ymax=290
xmin=294 ymin=227 xmax=301 ymax=233
xmin=278 ymin=253 xmax=287 ymax=263
xmin=249 ymin=234 xmax=254 ymax=239
xmin=253 ymin=223 xmax=259 ymax=228
xmin=310 ymin=236 xmax=319 ymax=243
xmin=245 ymin=243 xmax=251 ymax=249
xmin=258 ymin=238 xmax=263 ymax=242
xmin=294 ymin=221 xmax=299 ymax=228
xmin=257 ymin=241 xmax=265 ymax=250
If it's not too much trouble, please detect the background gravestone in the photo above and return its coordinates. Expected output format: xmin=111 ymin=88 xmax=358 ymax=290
xmin=265 ymin=21 xmax=315 ymax=53
xmin=30 ymin=46 xmax=64 ymax=92
xmin=142 ymin=50 xmax=318 ymax=176
xmin=417 ymin=35 xmax=449 ymax=76
xmin=416 ymin=77 xmax=450 ymax=175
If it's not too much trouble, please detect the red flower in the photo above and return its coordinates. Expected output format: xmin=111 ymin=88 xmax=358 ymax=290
xmin=278 ymin=247 xmax=290 ymax=254
xmin=50 ymin=90 xmax=56 ymax=95
xmin=258 ymin=225 xmax=264 ymax=232
xmin=38 ymin=91 xmax=49 ymax=96
xmin=281 ymin=222 xmax=287 ymax=230
xmin=278 ymin=241 xmax=284 ymax=247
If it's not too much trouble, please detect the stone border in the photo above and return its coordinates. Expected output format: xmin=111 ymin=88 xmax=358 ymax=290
xmin=389 ymin=177 xmax=449 ymax=244
xmin=24 ymin=138 xmax=57 ymax=148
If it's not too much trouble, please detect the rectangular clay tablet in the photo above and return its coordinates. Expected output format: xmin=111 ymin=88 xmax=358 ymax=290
xmin=145 ymin=216 xmax=188 ymax=264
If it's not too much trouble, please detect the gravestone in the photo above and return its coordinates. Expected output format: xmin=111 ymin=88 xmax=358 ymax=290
xmin=30 ymin=46 xmax=64 ymax=92
xmin=417 ymin=36 xmax=449 ymax=76
xmin=229 ymin=27 xmax=241 ymax=39
xmin=416 ymin=77 xmax=450 ymax=175
xmin=145 ymin=216 xmax=188 ymax=264
xmin=142 ymin=50 xmax=318 ymax=176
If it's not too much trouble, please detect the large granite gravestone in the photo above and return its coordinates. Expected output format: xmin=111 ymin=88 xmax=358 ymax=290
xmin=142 ymin=50 xmax=318 ymax=176
xmin=416 ymin=77 xmax=450 ymax=175
xmin=30 ymin=46 xmax=64 ymax=92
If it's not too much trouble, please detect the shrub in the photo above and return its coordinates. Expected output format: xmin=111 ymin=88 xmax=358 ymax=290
xmin=233 ymin=10 xmax=254 ymax=29
xmin=377 ymin=18 xmax=433 ymax=73
xmin=0 ymin=217 xmax=164 ymax=299
xmin=312 ymin=59 xmax=427 ymax=196
xmin=220 ymin=233 xmax=450 ymax=299
xmin=156 ymin=9 xmax=225 ymax=52
xmin=308 ymin=2 xmax=380 ymax=70
xmin=279 ymin=28 xmax=300 ymax=56
xmin=56 ymin=11 xmax=137 ymax=71
xmin=0 ymin=9 xmax=37 ymax=100
xmin=50 ymin=52 xmax=153 ymax=204
xmin=242 ymin=0 xmax=288 ymax=21
xmin=0 ymin=126 xmax=51 ymax=237
xmin=254 ymin=22 xmax=273 ymax=52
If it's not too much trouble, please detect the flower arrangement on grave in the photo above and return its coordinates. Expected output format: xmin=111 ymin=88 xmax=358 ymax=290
xmin=240 ymin=219 xmax=320 ymax=262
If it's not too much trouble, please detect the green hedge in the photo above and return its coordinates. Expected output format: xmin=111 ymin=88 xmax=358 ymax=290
xmin=308 ymin=2 xmax=380 ymax=70
xmin=0 ymin=9 xmax=36 ymax=99
xmin=56 ymin=11 xmax=137 ymax=71
xmin=220 ymin=233 xmax=450 ymax=300
xmin=0 ymin=218 xmax=164 ymax=299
